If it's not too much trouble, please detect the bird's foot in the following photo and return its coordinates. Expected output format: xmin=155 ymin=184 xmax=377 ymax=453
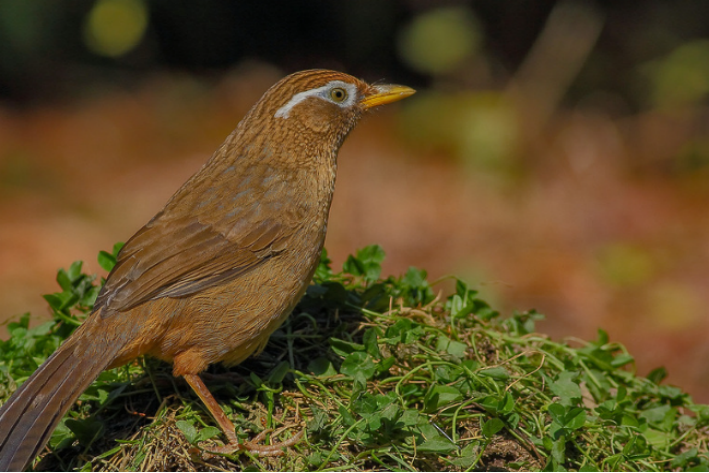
xmin=183 ymin=374 xmax=304 ymax=457
xmin=204 ymin=427 xmax=304 ymax=457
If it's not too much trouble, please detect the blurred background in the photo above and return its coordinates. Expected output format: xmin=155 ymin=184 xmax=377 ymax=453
xmin=1 ymin=0 xmax=708 ymax=402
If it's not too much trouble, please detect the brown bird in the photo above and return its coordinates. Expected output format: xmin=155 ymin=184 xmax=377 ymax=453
xmin=0 ymin=69 xmax=414 ymax=471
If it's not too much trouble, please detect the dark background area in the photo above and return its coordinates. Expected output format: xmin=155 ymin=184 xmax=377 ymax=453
xmin=3 ymin=1 xmax=708 ymax=106
xmin=1 ymin=0 xmax=709 ymax=402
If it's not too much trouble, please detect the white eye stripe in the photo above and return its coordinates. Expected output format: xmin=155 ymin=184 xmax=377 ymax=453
xmin=275 ymin=80 xmax=358 ymax=119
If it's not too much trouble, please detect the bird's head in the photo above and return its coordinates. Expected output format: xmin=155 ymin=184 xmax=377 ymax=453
xmin=237 ymin=69 xmax=415 ymax=154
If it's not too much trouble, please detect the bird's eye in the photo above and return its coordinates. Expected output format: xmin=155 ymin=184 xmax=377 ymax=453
xmin=330 ymin=87 xmax=348 ymax=103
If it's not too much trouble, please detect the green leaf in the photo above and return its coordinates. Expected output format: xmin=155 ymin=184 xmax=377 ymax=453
xmin=342 ymin=245 xmax=385 ymax=281
xmin=672 ymin=448 xmax=698 ymax=468
xmin=43 ymin=293 xmax=64 ymax=311
xmin=308 ymin=357 xmax=338 ymax=376
xmin=176 ymin=420 xmax=197 ymax=444
xmin=376 ymin=356 xmax=395 ymax=374
xmin=362 ymin=328 xmax=382 ymax=358
xmin=249 ymin=372 xmax=263 ymax=387
xmin=481 ymin=417 xmax=505 ymax=438
xmin=399 ymin=409 xmax=422 ymax=427
xmin=197 ymin=426 xmax=222 ymax=442
xmin=353 ymin=393 xmax=379 ymax=415
xmin=499 ymin=392 xmax=516 ymax=414
xmin=65 ymin=418 xmax=105 ymax=447
xmin=338 ymin=405 xmax=356 ymax=426
xmin=112 ymin=241 xmax=125 ymax=255
xmin=384 ymin=318 xmax=423 ymax=344
xmin=424 ymin=385 xmax=462 ymax=412
xmin=448 ymin=295 xmax=466 ymax=319
xmin=402 ymin=266 xmax=426 ymax=287
xmin=67 ymin=260 xmax=83 ymax=282
xmin=307 ymin=405 xmax=330 ymax=433
xmin=594 ymin=329 xmax=610 ymax=346
xmin=360 ymin=283 xmax=389 ymax=310
xmin=81 ymin=285 xmax=100 ymax=307
xmin=97 ymin=250 xmax=117 ymax=272
xmin=418 ymin=436 xmax=458 ymax=454
xmin=478 ymin=366 xmax=510 ymax=380
xmin=314 ymin=247 xmax=333 ymax=281
xmin=644 ymin=428 xmax=672 ymax=449
xmin=639 ymin=404 xmax=673 ymax=429
xmin=480 ymin=393 xmax=515 ymax=415
xmin=267 ymin=361 xmax=290 ymax=383
xmin=611 ymin=353 xmax=634 ymax=368
xmin=400 ymin=266 xmax=434 ymax=305
xmin=56 ymin=268 xmax=73 ymax=291
xmin=378 ymin=399 xmax=401 ymax=424
xmin=330 ymin=338 xmax=365 ymax=357
xmin=565 ymin=408 xmax=587 ymax=430
xmin=621 ymin=434 xmax=650 ymax=459
xmin=658 ymin=385 xmax=684 ymax=400
xmin=505 ymin=310 xmax=545 ymax=336
xmin=307 ymin=451 xmax=324 ymax=468
xmin=550 ymin=372 xmax=582 ymax=405
xmin=551 ymin=435 xmax=567 ymax=466
xmin=48 ymin=420 xmax=74 ymax=449
xmin=579 ymin=463 xmax=600 ymax=472
xmin=436 ymin=335 xmax=467 ymax=358
xmin=547 ymin=402 xmax=567 ymax=425
xmin=647 ymin=366 xmax=668 ymax=384
xmin=449 ymin=443 xmax=480 ymax=469
xmin=340 ymin=352 xmax=376 ymax=382
xmin=548 ymin=403 xmax=586 ymax=431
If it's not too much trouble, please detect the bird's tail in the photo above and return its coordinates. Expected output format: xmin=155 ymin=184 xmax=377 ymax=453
xmin=0 ymin=329 xmax=121 ymax=471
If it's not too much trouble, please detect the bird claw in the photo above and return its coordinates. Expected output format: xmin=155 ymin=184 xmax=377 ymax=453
xmin=202 ymin=427 xmax=304 ymax=457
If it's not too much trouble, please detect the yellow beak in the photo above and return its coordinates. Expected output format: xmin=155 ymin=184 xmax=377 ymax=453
xmin=360 ymin=84 xmax=416 ymax=110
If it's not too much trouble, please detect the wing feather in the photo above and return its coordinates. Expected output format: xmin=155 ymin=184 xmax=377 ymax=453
xmin=94 ymin=210 xmax=290 ymax=314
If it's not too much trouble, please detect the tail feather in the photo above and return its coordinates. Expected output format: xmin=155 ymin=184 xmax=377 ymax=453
xmin=0 ymin=348 xmax=74 ymax=438
xmin=0 ymin=338 xmax=119 ymax=471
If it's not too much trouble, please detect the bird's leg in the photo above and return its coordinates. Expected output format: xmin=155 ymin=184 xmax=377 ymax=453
xmin=183 ymin=373 xmax=240 ymax=446
xmin=183 ymin=373 xmax=303 ymax=456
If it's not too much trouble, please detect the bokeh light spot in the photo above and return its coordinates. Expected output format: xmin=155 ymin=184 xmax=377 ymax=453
xmin=83 ymin=0 xmax=148 ymax=58
xmin=597 ymin=243 xmax=655 ymax=288
xmin=399 ymin=91 xmax=518 ymax=175
xmin=397 ymin=6 xmax=480 ymax=75
xmin=643 ymin=40 xmax=709 ymax=109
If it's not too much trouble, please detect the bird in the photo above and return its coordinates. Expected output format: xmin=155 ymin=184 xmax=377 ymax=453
xmin=0 ymin=69 xmax=415 ymax=471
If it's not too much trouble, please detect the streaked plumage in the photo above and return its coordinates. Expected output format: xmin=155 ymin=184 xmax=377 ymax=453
xmin=0 ymin=70 xmax=414 ymax=471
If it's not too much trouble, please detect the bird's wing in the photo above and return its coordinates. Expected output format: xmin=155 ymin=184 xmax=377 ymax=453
xmin=93 ymin=209 xmax=290 ymax=314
